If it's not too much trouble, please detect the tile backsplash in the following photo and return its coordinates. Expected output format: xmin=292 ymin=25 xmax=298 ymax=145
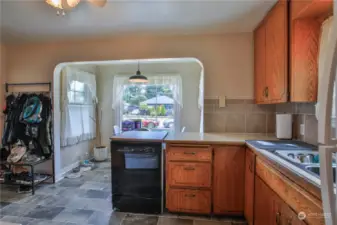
xmin=276 ymin=103 xmax=317 ymax=145
xmin=204 ymin=99 xmax=276 ymax=134
xmin=204 ymin=99 xmax=318 ymax=146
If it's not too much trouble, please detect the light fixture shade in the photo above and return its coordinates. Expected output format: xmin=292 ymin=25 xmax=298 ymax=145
xmin=129 ymin=71 xmax=148 ymax=83
xmin=45 ymin=0 xmax=80 ymax=9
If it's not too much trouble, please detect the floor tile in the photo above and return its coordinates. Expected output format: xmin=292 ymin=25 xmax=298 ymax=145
xmin=66 ymin=198 xmax=112 ymax=212
xmin=57 ymin=179 xmax=84 ymax=188
xmin=0 ymin=202 xmax=10 ymax=209
xmin=52 ymin=208 xmax=94 ymax=223
xmin=36 ymin=185 xmax=65 ymax=195
xmin=79 ymin=182 xmax=109 ymax=191
xmin=157 ymin=217 xmax=193 ymax=225
xmin=122 ymin=214 xmax=158 ymax=225
xmin=87 ymin=211 xmax=126 ymax=225
xmin=78 ymin=189 xmax=110 ymax=199
xmin=0 ymin=203 xmax=34 ymax=217
xmin=37 ymin=195 xmax=71 ymax=207
xmin=24 ymin=205 xmax=64 ymax=220
xmin=178 ymin=215 xmax=212 ymax=221
xmin=194 ymin=220 xmax=232 ymax=225
xmin=33 ymin=220 xmax=71 ymax=225
xmin=54 ymin=187 xmax=84 ymax=198
xmin=0 ymin=216 xmax=34 ymax=225
xmin=16 ymin=194 xmax=48 ymax=205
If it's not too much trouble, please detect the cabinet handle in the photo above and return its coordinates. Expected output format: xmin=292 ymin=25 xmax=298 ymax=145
xmin=287 ymin=218 xmax=292 ymax=225
xmin=184 ymin=152 xmax=196 ymax=155
xmin=249 ymin=161 xmax=253 ymax=173
xmin=185 ymin=194 xmax=196 ymax=198
xmin=265 ymin=87 xmax=269 ymax=98
xmin=276 ymin=212 xmax=281 ymax=225
xmin=263 ymin=88 xmax=266 ymax=97
xmin=184 ymin=167 xmax=195 ymax=171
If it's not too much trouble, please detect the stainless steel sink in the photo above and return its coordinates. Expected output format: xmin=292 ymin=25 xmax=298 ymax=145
xmin=305 ymin=165 xmax=336 ymax=183
xmin=274 ymin=150 xmax=320 ymax=165
xmin=274 ymin=150 xmax=337 ymax=182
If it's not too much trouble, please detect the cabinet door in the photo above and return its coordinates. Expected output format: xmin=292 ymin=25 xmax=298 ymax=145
xmin=254 ymin=176 xmax=281 ymax=225
xmin=265 ymin=0 xmax=288 ymax=103
xmin=281 ymin=203 xmax=306 ymax=225
xmin=167 ymin=162 xmax=211 ymax=188
xmin=254 ymin=22 xmax=267 ymax=104
xmin=213 ymin=146 xmax=245 ymax=214
xmin=244 ymin=149 xmax=255 ymax=225
xmin=166 ymin=189 xmax=211 ymax=214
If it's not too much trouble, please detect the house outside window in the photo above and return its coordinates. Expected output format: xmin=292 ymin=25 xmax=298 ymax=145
xmin=121 ymin=84 xmax=176 ymax=131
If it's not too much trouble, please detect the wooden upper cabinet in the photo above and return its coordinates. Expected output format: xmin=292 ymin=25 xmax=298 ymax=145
xmin=265 ymin=0 xmax=288 ymax=103
xmin=254 ymin=0 xmax=288 ymax=104
xmin=290 ymin=0 xmax=333 ymax=102
xmin=254 ymin=23 xmax=266 ymax=104
xmin=213 ymin=146 xmax=245 ymax=215
xmin=244 ymin=149 xmax=255 ymax=225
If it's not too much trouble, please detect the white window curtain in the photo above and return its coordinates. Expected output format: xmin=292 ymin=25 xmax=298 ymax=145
xmin=316 ymin=16 xmax=334 ymax=120
xmin=61 ymin=67 xmax=97 ymax=147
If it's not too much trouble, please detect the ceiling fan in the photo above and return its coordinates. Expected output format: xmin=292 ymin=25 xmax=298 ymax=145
xmin=46 ymin=0 xmax=107 ymax=13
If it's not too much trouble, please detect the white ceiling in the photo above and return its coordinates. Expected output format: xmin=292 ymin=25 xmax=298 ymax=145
xmin=0 ymin=0 xmax=277 ymax=43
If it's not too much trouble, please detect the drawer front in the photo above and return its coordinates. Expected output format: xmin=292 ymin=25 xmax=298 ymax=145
xmin=167 ymin=146 xmax=212 ymax=162
xmin=167 ymin=162 xmax=211 ymax=188
xmin=166 ymin=189 xmax=211 ymax=214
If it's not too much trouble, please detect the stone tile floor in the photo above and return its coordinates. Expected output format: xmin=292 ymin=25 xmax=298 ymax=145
xmin=0 ymin=162 xmax=247 ymax=225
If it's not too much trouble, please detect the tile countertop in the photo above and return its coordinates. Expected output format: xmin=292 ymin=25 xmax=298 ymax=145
xmin=164 ymin=132 xmax=322 ymax=199
xmin=164 ymin=132 xmax=276 ymax=145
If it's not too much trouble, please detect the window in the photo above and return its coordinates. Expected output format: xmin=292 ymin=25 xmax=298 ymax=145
xmin=68 ymin=81 xmax=86 ymax=104
xmin=112 ymin=75 xmax=183 ymax=133
xmin=121 ymin=84 xmax=176 ymax=131
xmin=61 ymin=67 xmax=97 ymax=147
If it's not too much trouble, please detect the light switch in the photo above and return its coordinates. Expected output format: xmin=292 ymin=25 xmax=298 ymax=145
xmin=219 ymin=96 xmax=226 ymax=108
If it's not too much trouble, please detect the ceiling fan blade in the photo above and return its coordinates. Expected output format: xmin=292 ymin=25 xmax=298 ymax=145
xmin=87 ymin=0 xmax=107 ymax=7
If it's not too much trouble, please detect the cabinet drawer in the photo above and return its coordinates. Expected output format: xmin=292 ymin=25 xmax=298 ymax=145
xmin=166 ymin=146 xmax=212 ymax=162
xmin=166 ymin=189 xmax=211 ymax=214
xmin=167 ymin=162 xmax=211 ymax=188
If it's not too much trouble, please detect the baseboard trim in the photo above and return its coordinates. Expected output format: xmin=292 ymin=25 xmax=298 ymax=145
xmin=55 ymin=160 xmax=81 ymax=182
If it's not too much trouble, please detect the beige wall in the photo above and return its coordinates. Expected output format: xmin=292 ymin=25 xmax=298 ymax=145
xmin=4 ymin=33 xmax=254 ymax=99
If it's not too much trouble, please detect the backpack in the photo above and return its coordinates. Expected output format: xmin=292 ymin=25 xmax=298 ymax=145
xmin=21 ymin=96 xmax=43 ymax=124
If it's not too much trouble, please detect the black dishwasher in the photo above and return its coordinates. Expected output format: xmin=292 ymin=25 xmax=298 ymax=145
xmin=110 ymin=141 xmax=162 ymax=214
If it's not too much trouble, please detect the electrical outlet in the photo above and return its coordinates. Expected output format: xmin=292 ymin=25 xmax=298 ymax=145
xmin=300 ymin=124 xmax=305 ymax=136
xmin=219 ymin=96 xmax=226 ymax=108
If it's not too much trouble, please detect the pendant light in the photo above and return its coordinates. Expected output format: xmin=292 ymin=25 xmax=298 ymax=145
xmin=129 ymin=61 xmax=148 ymax=83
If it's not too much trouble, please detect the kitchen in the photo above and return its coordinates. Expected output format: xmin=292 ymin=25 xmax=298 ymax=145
xmin=0 ymin=0 xmax=336 ymax=225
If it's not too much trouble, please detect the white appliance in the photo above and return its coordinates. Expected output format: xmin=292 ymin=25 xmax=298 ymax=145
xmin=276 ymin=114 xmax=292 ymax=139
xmin=318 ymin=3 xmax=337 ymax=225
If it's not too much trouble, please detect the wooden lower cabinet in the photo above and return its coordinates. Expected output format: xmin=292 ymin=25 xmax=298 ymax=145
xmin=166 ymin=189 xmax=211 ymax=214
xmin=244 ymin=149 xmax=255 ymax=225
xmin=254 ymin=175 xmax=306 ymax=225
xmin=254 ymin=175 xmax=279 ymax=225
xmin=213 ymin=146 xmax=245 ymax=214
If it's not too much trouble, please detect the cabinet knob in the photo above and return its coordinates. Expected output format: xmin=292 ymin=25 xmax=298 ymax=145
xmin=276 ymin=212 xmax=281 ymax=225
xmin=184 ymin=167 xmax=195 ymax=171
xmin=185 ymin=194 xmax=196 ymax=198
xmin=184 ymin=152 xmax=196 ymax=155
xmin=249 ymin=161 xmax=253 ymax=173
